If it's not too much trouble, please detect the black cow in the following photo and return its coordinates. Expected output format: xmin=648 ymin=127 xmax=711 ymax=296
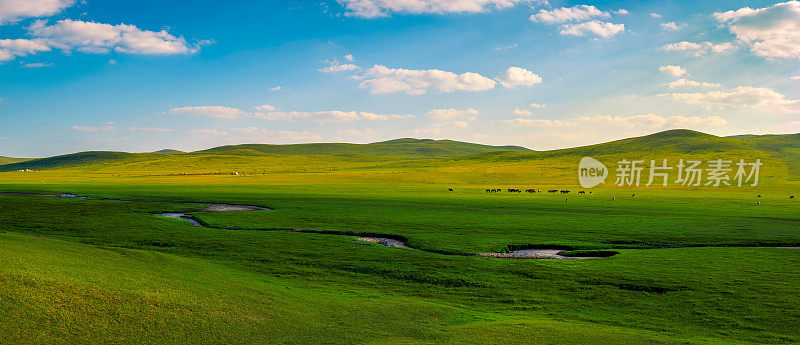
xmin=578 ymin=191 xmax=586 ymax=195
xmin=448 ymin=188 xmax=453 ymax=192
xmin=560 ymin=190 xmax=570 ymax=194
xmin=791 ymin=196 xmax=795 ymax=199
xmin=548 ymin=190 xmax=558 ymax=193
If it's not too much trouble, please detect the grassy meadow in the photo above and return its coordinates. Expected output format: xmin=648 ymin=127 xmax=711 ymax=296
xmin=1 ymin=130 xmax=799 ymax=344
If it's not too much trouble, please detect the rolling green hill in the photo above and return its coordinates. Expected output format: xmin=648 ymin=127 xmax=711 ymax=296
xmin=461 ymin=129 xmax=800 ymax=161
xmin=0 ymin=151 xmax=137 ymax=172
xmin=2 ymin=130 xmax=799 ymax=175
xmin=197 ymin=139 xmax=531 ymax=157
xmin=0 ymin=156 xmax=30 ymax=165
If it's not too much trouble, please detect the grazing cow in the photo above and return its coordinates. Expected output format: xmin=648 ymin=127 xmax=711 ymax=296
xmin=548 ymin=190 xmax=558 ymax=193
xmin=790 ymin=196 xmax=795 ymax=199
xmin=448 ymin=188 xmax=453 ymax=192
xmin=560 ymin=190 xmax=570 ymax=194
xmin=758 ymin=195 xmax=762 ymax=198
xmin=578 ymin=191 xmax=586 ymax=195
xmin=757 ymin=201 xmax=761 ymax=206
xmin=632 ymin=193 xmax=636 ymax=198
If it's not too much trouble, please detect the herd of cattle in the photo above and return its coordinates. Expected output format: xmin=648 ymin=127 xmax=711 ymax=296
xmin=465 ymin=189 xmax=795 ymax=200
xmin=484 ymin=188 xmax=589 ymax=194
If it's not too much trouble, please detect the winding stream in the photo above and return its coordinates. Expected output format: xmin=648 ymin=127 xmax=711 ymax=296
xmin=3 ymin=192 xmax=798 ymax=260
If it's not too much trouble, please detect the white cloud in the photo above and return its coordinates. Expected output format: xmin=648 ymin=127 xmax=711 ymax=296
xmin=344 ymin=54 xmax=354 ymax=62
xmin=0 ymin=38 xmax=51 ymax=61
xmin=530 ymin=103 xmax=546 ymax=108
xmin=791 ymin=75 xmax=800 ymax=80
xmin=337 ymin=0 xmax=530 ymax=18
xmin=257 ymin=110 xmax=411 ymax=124
xmin=337 ymin=128 xmax=377 ymax=137
xmin=188 ymin=129 xmax=227 ymax=136
xmin=70 ymin=125 xmax=117 ymax=132
xmin=279 ymin=131 xmax=322 ymax=141
xmin=512 ymin=107 xmax=532 ymax=116
xmin=129 ymin=127 xmax=174 ymax=132
xmin=650 ymin=13 xmax=662 ymax=18
xmin=530 ymin=5 xmax=610 ymax=24
xmin=503 ymin=114 xmax=727 ymax=129
xmin=560 ymin=20 xmax=625 ymax=37
xmin=408 ymin=127 xmax=443 ymax=136
xmin=319 ymin=58 xmax=359 ymax=73
xmin=665 ymin=86 xmax=800 ymax=113
xmin=168 ymin=106 xmax=249 ymax=119
xmin=254 ymin=104 xmax=276 ymax=111
xmin=269 ymin=86 xmax=282 ymax=91
xmin=433 ymin=120 xmax=469 ymax=128
xmin=662 ymin=41 xmax=735 ymax=56
xmin=660 ymin=21 xmax=682 ymax=30
xmin=22 ymin=62 xmax=52 ymax=68
xmin=659 ymin=65 xmax=687 ymax=77
xmin=0 ymin=0 xmax=74 ymax=24
xmin=359 ymin=64 xmax=497 ymax=95
xmin=425 ymin=108 xmax=478 ymax=120
xmin=495 ymin=67 xmax=542 ymax=88
xmin=666 ymin=79 xmax=721 ymax=89
xmin=29 ymin=19 xmax=197 ymax=55
xmin=714 ymin=1 xmax=800 ymax=59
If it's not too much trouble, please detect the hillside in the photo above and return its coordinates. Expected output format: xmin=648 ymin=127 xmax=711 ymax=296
xmin=0 ymin=151 xmax=136 ymax=172
xmin=2 ymin=130 xmax=799 ymax=174
xmin=0 ymin=156 xmax=30 ymax=165
xmin=197 ymin=139 xmax=531 ymax=157
xmin=460 ymin=129 xmax=800 ymax=161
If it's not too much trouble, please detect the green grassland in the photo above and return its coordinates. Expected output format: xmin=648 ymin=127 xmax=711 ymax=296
xmin=1 ymin=130 xmax=799 ymax=344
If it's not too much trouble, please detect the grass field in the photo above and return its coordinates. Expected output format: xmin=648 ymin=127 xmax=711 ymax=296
xmin=1 ymin=130 xmax=799 ymax=344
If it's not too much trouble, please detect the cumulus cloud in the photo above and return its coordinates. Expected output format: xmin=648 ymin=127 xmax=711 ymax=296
xmin=530 ymin=5 xmax=611 ymax=24
xmin=512 ymin=107 xmax=532 ymax=116
xmin=0 ymin=0 xmax=74 ymax=24
xmin=659 ymin=65 xmax=687 ymax=77
xmin=662 ymin=41 xmax=735 ymax=56
xmin=254 ymin=105 xmax=276 ymax=111
xmin=0 ymin=38 xmax=51 ymax=61
xmin=650 ymin=13 xmax=662 ymax=18
xmin=714 ymin=1 xmax=800 ymax=59
xmin=269 ymin=86 xmax=283 ymax=91
xmin=560 ymin=20 xmax=625 ymax=37
xmin=664 ymin=86 xmax=800 ymax=113
xmin=256 ymin=110 xmax=411 ymax=124
xmin=495 ymin=67 xmax=542 ymax=88
xmin=791 ymin=75 xmax=800 ymax=80
xmin=358 ymin=65 xmax=497 ymax=95
xmin=337 ymin=0 xmax=530 ymax=18
xmin=318 ymin=57 xmax=359 ymax=73
xmin=530 ymin=103 xmax=546 ymax=108
xmin=666 ymin=79 xmax=721 ymax=89
xmin=168 ymin=106 xmax=250 ymax=119
xmin=660 ymin=21 xmax=682 ymax=30
xmin=28 ymin=19 xmax=197 ymax=55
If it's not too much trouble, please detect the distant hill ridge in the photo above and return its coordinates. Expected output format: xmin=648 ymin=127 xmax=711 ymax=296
xmin=1 ymin=130 xmax=798 ymax=172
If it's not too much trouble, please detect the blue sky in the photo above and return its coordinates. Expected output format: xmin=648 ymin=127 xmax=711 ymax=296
xmin=1 ymin=0 xmax=799 ymax=157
